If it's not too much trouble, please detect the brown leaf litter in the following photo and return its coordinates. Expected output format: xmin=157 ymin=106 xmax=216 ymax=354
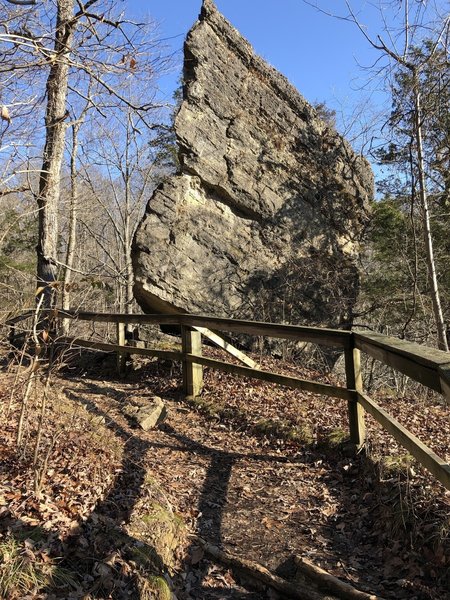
xmin=0 ymin=347 xmax=448 ymax=599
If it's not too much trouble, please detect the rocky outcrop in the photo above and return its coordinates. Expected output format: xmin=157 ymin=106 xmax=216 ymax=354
xmin=123 ymin=396 xmax=167 ymax=431
xmin=132 ymin=0 xmax=373 ymax=330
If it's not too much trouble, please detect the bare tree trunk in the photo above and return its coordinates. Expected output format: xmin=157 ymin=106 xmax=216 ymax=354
xmin=124 ymin=113 xmax=135 ymax=329
xmin=124 ymin=209 xmax=134 ymax=314
xmin=62 ymin=121 xmax=80 ymax=332
xmin=36 ymin=0 xmax=74 ymax=311
xmin=124 ymin=170 xmax=134 ymax=315
xmin=413 ymin=72 xmax=448 ymax=351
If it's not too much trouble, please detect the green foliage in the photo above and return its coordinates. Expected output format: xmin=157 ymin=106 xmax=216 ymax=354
xmin=136 ymin=574 xmax=172 ymax=600
xmin=382 ymin=453 xmax=414 ymax=474
xmin=361 ymin=39 xmax=450 ymax=343
xmin=361 ymin=198 xmax=419 ymax=333
xmin=146 ymin=575 xmax=172 ymax=600
xmin=258 ymin=418 xmax=314 ymax=444
xmin=370 ymin=199 xmax=406 ymax=256
xmin=360 ymin=192 xmax=449 ymax=341
xmin=0 ymin=200 xmax=37 ymax=315
xmin=149 ymin=85 xmax=182 ymax=176
xmin=327 ymin=427 xmax=350 ymax=447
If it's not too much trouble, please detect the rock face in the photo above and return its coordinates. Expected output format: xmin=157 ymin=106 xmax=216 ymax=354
xmin=132 ymin=0 xmax=373 ymax=330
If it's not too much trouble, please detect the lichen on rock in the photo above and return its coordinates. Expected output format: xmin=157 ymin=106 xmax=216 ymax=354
xmin=132 ymin=0 xmax=373 ymax=330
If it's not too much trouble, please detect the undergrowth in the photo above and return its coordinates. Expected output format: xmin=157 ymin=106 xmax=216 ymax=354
xmin=0 ymin=533 xmax=77 ymax=599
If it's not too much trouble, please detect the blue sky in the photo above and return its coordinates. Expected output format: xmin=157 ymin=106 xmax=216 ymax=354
xmin=128 ymin=0 xmax=387 ymax=130
xmin=125 ymin=0 xmax=447 ymax=177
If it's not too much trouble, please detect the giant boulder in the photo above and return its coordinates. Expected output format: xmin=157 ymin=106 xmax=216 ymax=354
xmin=132 ymin=0 xmax=373 ymax=330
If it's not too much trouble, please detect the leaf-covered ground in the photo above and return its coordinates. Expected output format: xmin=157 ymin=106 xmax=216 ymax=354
xmin=0 ymin=346 xmax=449 ymax=599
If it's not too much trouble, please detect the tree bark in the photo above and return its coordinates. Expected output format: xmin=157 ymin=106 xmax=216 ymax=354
xmin=412 ymin=71 xmax=448 ymax=351
xmin=37 ymin=0 xmax=74 ymax=311
xmin=62 ymin=120 xmax=81 ymax=332
xmin=124 ymin=112 xmax=134 ymax=326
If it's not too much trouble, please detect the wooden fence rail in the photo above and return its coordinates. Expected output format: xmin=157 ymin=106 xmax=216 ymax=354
xmin=5 ymin=308 xmax=450 ymax=490
xmin=354 ymin=331 xmax=450 ymax=395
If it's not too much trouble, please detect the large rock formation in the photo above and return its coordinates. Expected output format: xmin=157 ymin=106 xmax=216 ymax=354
xmin=132 ymin=0 xmax=373 ymax=330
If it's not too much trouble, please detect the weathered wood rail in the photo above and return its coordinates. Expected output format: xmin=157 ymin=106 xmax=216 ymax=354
xmin=6 ymin=309 xmax=450 ymax=490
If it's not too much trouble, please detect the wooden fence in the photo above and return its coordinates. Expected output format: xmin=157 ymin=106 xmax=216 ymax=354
xmin=6 ymin=309 xmax=450 ymax=491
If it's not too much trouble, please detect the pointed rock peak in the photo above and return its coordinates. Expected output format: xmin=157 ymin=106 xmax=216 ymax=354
xmin=201 ymin=0 xmax=217 ymax=18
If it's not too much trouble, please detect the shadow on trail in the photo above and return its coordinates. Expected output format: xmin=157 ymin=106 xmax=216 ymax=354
xmin=149 ymin=423 xmax=313 ymax=598
xmin=157 ymin=423 xmax=310 ymax=545
xmin=8 ymin=351 xmax=444 ymax=599
xmin=17 ymin=377 xmax=174 ymax=599
xmin=55 ymin=366 xmax=372 ymax=598
xmin=64 ymin=375 xmax=274 ymax=598
xmin=151 ymin=420 xmax=449 ymax=600
xmin=59 ymin=364 xmax=310 ymax=598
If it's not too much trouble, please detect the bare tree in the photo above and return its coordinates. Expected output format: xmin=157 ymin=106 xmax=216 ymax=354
xmin=77 ymin=104 xmax=161 ymax=316
xmin=304 ymin=0 xmax=449 ymax=350
xmin=346 ymin=2 xmax=449 ymax=350
xmin=0 ymin=0 xmax=171 ymax=314
xmin=36 ymin=0 xmax=75 ymax=310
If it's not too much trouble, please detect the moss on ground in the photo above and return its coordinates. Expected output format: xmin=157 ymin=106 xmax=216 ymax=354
xmin=186 ymin=393 xmax=314 ymax=444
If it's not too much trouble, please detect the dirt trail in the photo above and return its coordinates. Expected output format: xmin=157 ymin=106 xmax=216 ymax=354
xmin=61 ymin=356 xmax=448 ymax=600
xmin=2 ymin=348 xmax=447 ymax=599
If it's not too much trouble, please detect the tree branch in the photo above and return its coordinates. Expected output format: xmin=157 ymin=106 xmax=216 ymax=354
xmin=0 ymin=185 xmax=29 ymax=196
xmin=5 ymin=0 xmax=37 ymax=6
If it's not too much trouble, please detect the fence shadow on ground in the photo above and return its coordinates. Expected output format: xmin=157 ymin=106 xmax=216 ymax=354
xmin=2 ymin=332 xmax=449 ymax=599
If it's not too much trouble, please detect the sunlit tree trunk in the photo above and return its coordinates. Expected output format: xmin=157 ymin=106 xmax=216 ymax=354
xmin=37 ymin=0 xmax=74 ymax=310
xmin=61 ymin=120 xmax=81 ymax=333
xmin=412 ymin=71 xmax=448 ymax=351
xmin=124 ymin=114 xmax=134 ymax=324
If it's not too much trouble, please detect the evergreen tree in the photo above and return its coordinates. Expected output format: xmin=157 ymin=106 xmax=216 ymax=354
xmin=361 ymin=42 xmax=449 ymax=346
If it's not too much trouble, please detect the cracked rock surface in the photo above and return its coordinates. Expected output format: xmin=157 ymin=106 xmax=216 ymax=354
xmin=132 ymin=0 xmax=373 ymax=330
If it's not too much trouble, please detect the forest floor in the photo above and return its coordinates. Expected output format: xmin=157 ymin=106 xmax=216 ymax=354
xmin=0 ymin=342 xmax=449 ymax=599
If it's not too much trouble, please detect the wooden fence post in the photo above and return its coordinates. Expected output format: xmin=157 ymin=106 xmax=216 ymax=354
xmin=181 ymin=325 xmax=203 ymax=397
xmin=116 ymin=321 xmax=127 ymax=376
xmin=345 ymin=340 xmax=366 ymax=449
